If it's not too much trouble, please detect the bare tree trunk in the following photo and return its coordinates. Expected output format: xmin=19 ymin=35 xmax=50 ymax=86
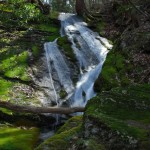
xmin=75 ymin=0 xmax=86 ymax=16
xmin=0 ymin=100 xmax=85 ymax=114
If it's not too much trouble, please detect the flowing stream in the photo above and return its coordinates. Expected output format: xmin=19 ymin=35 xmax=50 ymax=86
xmin=44 ymin=13 xmax=112 ymax=108
xmin=40 ymin=12 xmax=112 ymax=141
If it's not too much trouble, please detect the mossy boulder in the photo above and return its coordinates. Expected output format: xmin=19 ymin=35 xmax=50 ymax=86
xmin=94 ymin=47 xmax=132 ymax=92
xmin=36 ymin=116 xmax=83 ymax=150
xmin=84 ymin=84 xmax=150 ymax=149
xmin=57 ymin=36 xmax=77 ymax=62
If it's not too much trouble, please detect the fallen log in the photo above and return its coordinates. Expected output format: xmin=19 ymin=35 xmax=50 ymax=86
xmin=0 ymin=100 xmax=85 ymax=114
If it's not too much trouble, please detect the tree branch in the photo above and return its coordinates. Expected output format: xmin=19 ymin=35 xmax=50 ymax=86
xmin=0 ymin=100 xmax=84 ymax=114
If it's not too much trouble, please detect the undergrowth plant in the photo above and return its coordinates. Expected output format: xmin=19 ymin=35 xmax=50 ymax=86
xmin=0 ymin=0 xmax=41 ymax=26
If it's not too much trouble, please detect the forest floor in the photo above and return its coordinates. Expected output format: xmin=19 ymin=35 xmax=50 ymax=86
xmin=0 ymin=2 xmax=61 ymax=149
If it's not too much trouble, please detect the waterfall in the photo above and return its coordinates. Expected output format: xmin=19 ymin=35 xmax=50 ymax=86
xmin=59 ymin=13 xmax=112 ymax=107
xmin=40 ymin=12 xmax=112 ymax=141
xmin=45 ymin=41 xmax=74 ymax=95
xmin=44 ymin=13 xmax=112 ymax=108
xmin=44 ymin=42 xmax=59 ymax=106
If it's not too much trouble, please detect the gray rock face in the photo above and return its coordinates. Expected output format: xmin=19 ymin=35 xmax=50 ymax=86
xmin=82 ymin=84 xmax=150 ymax=150
xmin=83 ymin=117 xmax=138 ymax=150
xmin=30 ymin=46 xmax=78 ymax=107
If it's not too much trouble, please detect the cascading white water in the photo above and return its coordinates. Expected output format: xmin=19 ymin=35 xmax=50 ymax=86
xmin=59 ymin=13 xmax=112 ymax=107
xmin=45 ymin=41 xmax=74 ymax=95
xmin=44 ymin=39 xmax=75 ymax=125
xmin=45 ymin=43 xmax=58 ymax=106
xmin=44 ymin=13 xmax=112 ymax=108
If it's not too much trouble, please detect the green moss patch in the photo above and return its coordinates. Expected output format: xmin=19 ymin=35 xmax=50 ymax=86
xmin=0 ymin=125 xmax=39 ymax=150
xmin=0 ymin=108 xmax=13 ymax=115
xmin=59 ymin=90 xmax=68 ymax=99
xmin=31 ymin=21 xmax=60 ymax=42
xmin=57 ymin=116 xmax=82 ymax=134
xmin=0 ymin=77 xmax=40 ymax=104
xmin=94 ymin=47 xmax=132 ymax=92
xmin=50 ymin=11 xmax=59 ymax=19
xmin=46 ymin=34 xmax=60 ymax=42
xmin=36 ymin=116 xmax=83 ymax=150
xmin=0 ymin=50 xmax=30 ymax=81
xmin=0 ymin=78 xmax=13 ymax=100
xmin=86 ymin=84 xmax=150 ymax=140
xmin=36 ymin=23 xmax=59 ymax=33
xmin=96 ymin=21 xmax=106 ymax=36
xmin=32 ymin=45 xmax=40 ymax=58
xmin=57 ymin=36 xmax=77 ymax=62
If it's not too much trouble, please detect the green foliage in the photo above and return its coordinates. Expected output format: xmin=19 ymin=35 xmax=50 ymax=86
xmin=0 ymin=0 xmax=60 ymax=106
xmin=32 ymin=22 xmax=60 ymax=42
xmin=102 ymin=66 xmax=117 ymax=82
xmin=15 ymin=4 xmax=40 ymax=25
xmin=0 ymin=1 xmax=60 ymax=105
xmin=0 ymin=125 xmax=39 ymax=150
xmin=8 ymin=0 xmax=24 ymax=3
xmin=0 ymin=0 xmax=41 ymax=27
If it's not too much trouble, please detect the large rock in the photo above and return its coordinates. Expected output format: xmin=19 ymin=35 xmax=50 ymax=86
xmin=36 ymin=116 xmax=83 ymax=150
xmin=84 ymin=84 xmax=150 ymax=149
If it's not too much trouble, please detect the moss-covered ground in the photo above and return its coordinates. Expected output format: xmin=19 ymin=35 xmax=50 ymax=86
xmin=0 ymin=125 xmax=39 ymax=150
xmin=85 ymin=84 xmax=150 ymax=145
xmin=0 ymin=3 xmax=60 ymax=104
xmin=94 ymin=42 xmax=133 ymax=92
